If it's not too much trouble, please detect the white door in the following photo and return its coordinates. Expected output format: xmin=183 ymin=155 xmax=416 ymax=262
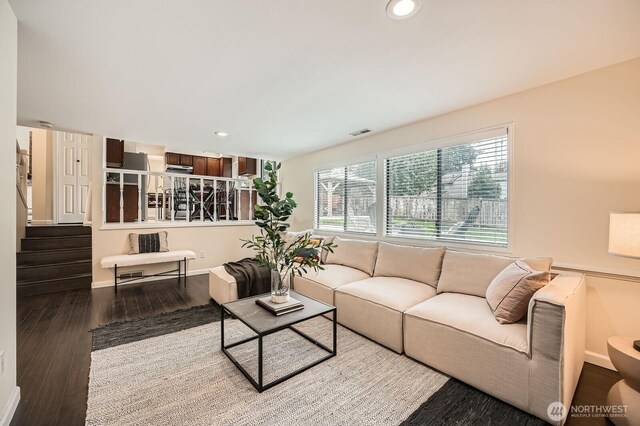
xmin=57 ymin=132 xmax=91 ymax=223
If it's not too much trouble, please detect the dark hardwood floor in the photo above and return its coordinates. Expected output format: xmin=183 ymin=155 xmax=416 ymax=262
xmin=12 ymin=274 xmax=211 ymax=426
xmin=11 ymin=274 xmax=620 ymax=426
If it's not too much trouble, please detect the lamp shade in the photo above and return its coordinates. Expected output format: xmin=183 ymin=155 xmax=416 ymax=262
xmin=609 ymin=213 xmax=640 ymax=258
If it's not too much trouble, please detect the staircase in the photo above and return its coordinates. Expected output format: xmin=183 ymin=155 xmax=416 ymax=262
xmin=17 ymin=225 xmax=92 ymax=296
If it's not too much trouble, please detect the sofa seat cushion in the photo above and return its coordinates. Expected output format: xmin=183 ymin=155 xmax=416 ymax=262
xmin=299 ymin=264 xmax=371 ymax=289
xmin=405 ymin=293 xmax=528 ymax=353
xmin=335 ymin=277 xmax=437 ymax=353
xmin=404 ymin=293 xmax=530 ymax=410
xmin=293 ymin=264 xmax=370 ymax=307
xmin=337 ymin=277 xmax=437 ymax=312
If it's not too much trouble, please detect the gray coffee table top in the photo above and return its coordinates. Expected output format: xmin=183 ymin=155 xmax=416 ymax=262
xmin=222 ymin=290 xmax=335 ymax=334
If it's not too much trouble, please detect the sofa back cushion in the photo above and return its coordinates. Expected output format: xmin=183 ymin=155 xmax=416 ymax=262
xmin=373 ymin=243 xmax=445 ymax=288
xmin=282 ymin=231 xmax=336 ymax=264
xmin=437 ymin=251 xmax=514 ymax=297
xmin=282 ymin=229 xmax=312 ymax=244
xmin=520 ymin=257 xmax=553 ymax=272
xmin=325 ymin=237 xmax=378 ymax=275
xmin=319 ymin=235 xmax=335 ymax=264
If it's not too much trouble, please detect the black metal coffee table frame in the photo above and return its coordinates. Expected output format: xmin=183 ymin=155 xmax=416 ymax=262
xmin=220 ymin=293 xmax=337 ymax=393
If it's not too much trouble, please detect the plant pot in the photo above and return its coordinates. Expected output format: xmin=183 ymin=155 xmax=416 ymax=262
xmin=270 ymin=269 xmax=290 ymax=304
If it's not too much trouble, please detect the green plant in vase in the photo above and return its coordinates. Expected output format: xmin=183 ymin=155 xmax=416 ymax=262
xmin=242 ymin=162 xmax=335 ymax=303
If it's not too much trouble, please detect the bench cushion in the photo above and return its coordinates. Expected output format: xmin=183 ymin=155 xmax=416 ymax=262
xmin=101 ymin=250 xmax=196 ymax=268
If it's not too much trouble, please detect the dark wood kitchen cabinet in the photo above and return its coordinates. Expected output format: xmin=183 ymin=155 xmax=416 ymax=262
xmin=180 ymin=154 xmax=193 ymax=166
xmin=165 ymin=152 xmax=180 ymax=166
xmin=106 ymin=138 xmax=124 ymax=168
xmin=193 ymin=156 xmax=207 ymax=176
xmin=166 ymin=152 xmax=194 ymax=167
xmin=166 ymin=152 xmax=233 ymax=177
xmin=207 ymin=157 xmax=221 ymax=177
xmin=106 ymin=183 xmax=139 ymax=222
xmin=238 ymin=157 xmax=257 ymax=176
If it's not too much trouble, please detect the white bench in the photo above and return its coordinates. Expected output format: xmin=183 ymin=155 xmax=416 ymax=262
xmin=101 ymin=250 xmax=197 ymax=292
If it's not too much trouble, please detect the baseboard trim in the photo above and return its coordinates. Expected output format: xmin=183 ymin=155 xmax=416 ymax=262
xmin=0 ymin=387 xmax=20 ymax=426
xmin=585 ymin=350 xmax=615 ymax=371
xmin=92 ymin=268 xmax=210 ymax=288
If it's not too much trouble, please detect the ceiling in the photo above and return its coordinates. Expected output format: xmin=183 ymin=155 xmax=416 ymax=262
xmin=10 ymin=0 xmax=640 ymax=160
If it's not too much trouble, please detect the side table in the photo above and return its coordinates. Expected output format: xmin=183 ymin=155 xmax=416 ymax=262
xmin=606 ymin=336 xmax=640 ymax=426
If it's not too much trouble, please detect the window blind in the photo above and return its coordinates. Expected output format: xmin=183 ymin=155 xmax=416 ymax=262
xmin=385 ymin=130 xmax=508 ymax=246
xmin=315 ymin=160 xmax=377 ymax=234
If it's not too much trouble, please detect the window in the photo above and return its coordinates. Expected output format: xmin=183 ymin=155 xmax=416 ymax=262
xmin=315 ymin=160 xmax=377 ymax=233
xmin=261 ymin=160 xmax=276 ymax=179
xmin=385 ymin=129 xmax=509 ymax=246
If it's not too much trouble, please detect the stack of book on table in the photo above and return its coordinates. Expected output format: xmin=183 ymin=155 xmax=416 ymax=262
xmin=256 ymin=296 xmax=304 ymax=316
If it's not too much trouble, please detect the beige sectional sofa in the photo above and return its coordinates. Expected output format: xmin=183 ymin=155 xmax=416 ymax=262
xmin=292 ymin=236 xmax=586 ymax=425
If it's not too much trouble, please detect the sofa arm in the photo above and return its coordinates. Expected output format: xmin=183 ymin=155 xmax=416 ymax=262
xmin=527 ymin=272 xmax=586 ymax=425
xmin=209 ymin=266 xmax=238 ymax=304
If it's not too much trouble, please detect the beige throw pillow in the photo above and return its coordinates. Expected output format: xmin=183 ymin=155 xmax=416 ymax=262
xmin=373 ymin=243 xmax=445 ymax=288
xmin=486 ymin=260 xmax=550 ymax=324
xmin=324 ymin=237 xmax=378 ymax=275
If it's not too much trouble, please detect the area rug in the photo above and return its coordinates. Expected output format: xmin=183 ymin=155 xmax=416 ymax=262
xmin=88 ymin=304 xmax=546 ymax=426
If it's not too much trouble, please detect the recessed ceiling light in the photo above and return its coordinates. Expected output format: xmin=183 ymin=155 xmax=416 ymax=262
xmin=386 ymin=0 xmax=421 ymax=19
xmin=214 ymin=131 xmax=228 ymax=137
xmin=39 ymin=120 xmax=54 ymax=129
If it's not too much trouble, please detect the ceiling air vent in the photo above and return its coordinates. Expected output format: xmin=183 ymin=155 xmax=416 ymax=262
xmin=349 ymin=128 xmax=372 ymax=137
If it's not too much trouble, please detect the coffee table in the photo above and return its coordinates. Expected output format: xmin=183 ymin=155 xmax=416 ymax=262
xmin=220 ymin=290 xmax=337 ymax=392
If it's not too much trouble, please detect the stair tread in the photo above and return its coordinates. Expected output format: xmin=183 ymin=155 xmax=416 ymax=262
xmin=17 ymin=272 xmax=92 ymax=285
xmin=16 ymin=259 xmax=92 ymax=269
xmin=27 ymin=225 xmax=87 ymax=228
xmin=22 ymin=235 xmax=91 ymax=240
xmin=18 ymin=247 xmax=90 ymax=254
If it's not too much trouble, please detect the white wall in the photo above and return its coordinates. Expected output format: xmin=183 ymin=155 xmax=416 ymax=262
xmin=281 ymin=58 xmax=640 ymax=368
xmin=15 ymin=128 xmax=28 ymax=251
xmin=89 ymin=135 xmax=257 ymax=285
xmin=0 ymin=0 xmax=18 ymax=422
xmin=30 ymin=129 xmax=54 ymax=224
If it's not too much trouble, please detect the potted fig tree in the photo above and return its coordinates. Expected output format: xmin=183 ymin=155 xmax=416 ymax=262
xmin=242 ymin=162 xmax=335 ymax=303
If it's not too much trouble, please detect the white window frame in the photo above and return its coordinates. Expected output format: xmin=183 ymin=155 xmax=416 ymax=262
xmin=313 ymin=124 xmax=514 ymax=254
xmin=313 ymin=155 xmax=378 ymax=235
xmin=382 ymin=124 xmax=513 ymax=252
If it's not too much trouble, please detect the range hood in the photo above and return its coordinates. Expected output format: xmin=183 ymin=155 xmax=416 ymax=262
xmin=166 ymin=164 xmax=193 ymax=174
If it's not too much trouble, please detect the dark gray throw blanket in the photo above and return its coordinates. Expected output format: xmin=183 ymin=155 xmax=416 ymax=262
xmin=223 ymin=258 xmax=272 ymax=299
